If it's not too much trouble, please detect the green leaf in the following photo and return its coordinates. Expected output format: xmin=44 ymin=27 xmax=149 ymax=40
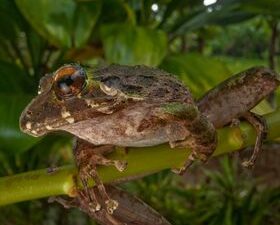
xmin=0 ymin=94 xmax=40 ymax=154
xmin=0 ymin=0 xmax=28 ymax=62
xmin=0 ymin=61 xmax=31 ymax=94
xmin=0 ymin=61 xmax=38 ymax=152
xmin=15 ymin=0 xmax=101 ymax=48
xmin=241 ymin=0 xmax=280 ymax=18
xmin=160 ymin=53 xmax=232 ymax=98
xmin=169 ymin=2 xmax=255 ymax=35
xmin=25 ymin=28 xmax=46 ymax=70
xmin=101 ymin=24 xmax=167 ymax=66
xmin=0 ymin=0 xmax=25 ymax=41
xmin=72 ymin=1 xmax=101 ymax=47
xmin=15 ymin=0 xmax=75 ymax=48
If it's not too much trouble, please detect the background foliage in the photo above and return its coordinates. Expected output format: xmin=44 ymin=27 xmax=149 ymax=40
xmin=0 ymin=0 xmax=280 ymax=224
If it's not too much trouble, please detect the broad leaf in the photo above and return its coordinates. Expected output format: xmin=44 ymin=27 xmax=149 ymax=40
xmin=0 ymin=0 xmax=25 ymax=41
xmin=0 ymin=61 xmax=38 ymax=153
xmin=241 ymin=0 xmax=280 ymax=18
xmin=0 ymin=61 xmax=31 ymax=94
xmin=0 ymin=0 xmax=27 ymax=62
xmin=101 ymin=24 xmax=167 ymax=66
xmin=72 ymin=1 xmax=101 ymax=47
xmin=15 ymin=0 xmax=101 ymax=48
xmin=170 ymin=5 xmax=255 ymax=35
xmin=0 ymin=94 xmax=39 ymax=154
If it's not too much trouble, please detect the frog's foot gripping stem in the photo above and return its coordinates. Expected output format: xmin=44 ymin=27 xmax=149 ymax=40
xmin=171 ymin=153 xmax=195 ymax=175
xmin=171 ymin=149 xmax=211 ymax=175
xmin=241 ymin=112 xmax=268 ymax=168
xmin=74 ymin=139 xmax=127 ymax=214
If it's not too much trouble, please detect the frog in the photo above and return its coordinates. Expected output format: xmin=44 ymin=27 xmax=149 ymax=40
xmin=19 ymin=64 xmax=279 ymax=225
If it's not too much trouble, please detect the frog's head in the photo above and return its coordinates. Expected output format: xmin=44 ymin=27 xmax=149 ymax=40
xmin=20 ymin=63 xmax=109 ymax=137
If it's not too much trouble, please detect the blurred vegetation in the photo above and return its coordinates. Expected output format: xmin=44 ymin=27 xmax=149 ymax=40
xmin=0 ymin=0 xmax=280 ymax=224
xmin=124 ymin=157 xmax=280 ymax=225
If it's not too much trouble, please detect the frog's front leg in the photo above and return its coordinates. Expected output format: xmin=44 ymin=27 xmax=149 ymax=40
xmin=156 ymin=102 xmax=217 ymax=174
xmin=74 ymin=139 xmax=127 ymax=214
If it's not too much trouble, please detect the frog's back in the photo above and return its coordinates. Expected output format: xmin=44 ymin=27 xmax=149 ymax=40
xmin=94 ymin=64 xmax=192 ymax=103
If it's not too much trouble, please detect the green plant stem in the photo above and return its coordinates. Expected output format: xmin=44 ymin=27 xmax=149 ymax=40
xmin=0 ymin=109 xmax=280 ymax=206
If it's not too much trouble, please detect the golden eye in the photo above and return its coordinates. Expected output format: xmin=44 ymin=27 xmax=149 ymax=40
xmin=53 ymin=64 xmax=87 ymax=99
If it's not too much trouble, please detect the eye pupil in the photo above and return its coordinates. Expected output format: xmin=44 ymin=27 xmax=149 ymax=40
xmin=57 ymin=75 xmax=74 ymax=94
xmin=53 ymin=65 xmax=86 ymax=99
xmin=60 ymin=76 xmax=74 ymax=86
xmin=58 ymin=81 xmax=71 ymax=94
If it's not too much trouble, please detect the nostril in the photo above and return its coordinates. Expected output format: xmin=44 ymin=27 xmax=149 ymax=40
xmin=27 ymin=110 xmax=32 ymax=116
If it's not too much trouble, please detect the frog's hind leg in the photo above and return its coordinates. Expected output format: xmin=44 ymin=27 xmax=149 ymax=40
xmin=241 ymin=111 xmax=268 ymax=168
xmin=74 ymin=139 xmax=127 ymax=214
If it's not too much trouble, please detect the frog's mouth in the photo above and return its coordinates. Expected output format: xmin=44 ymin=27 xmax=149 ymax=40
xmin=19 ymin=112 xmax=50 ymax=137
xmin=19 ymin=92 xmax=74 ymax=137
xmin=19 ymin=107 xmax=71 ymax=137
xmin=19 ymin=112 xmax=72 ymax=137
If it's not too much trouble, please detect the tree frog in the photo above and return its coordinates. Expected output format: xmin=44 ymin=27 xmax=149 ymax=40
xmin=20 ymin=64 xmax=279 ymax=224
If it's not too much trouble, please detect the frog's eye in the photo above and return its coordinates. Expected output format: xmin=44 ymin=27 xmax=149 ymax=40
xmin=53 ymin=65 xmax=87 ymax=99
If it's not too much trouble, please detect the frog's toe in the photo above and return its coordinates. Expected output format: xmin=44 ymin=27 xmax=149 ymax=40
xmin=105 ymin=199 xmax=119 ymax=214
xmin=171 ymin=167 xmax=184 ymax=175
xmin=230 ymin=118 xmax=240 ymax=127
xmin=172 ymin=153 xmax=195 ymax=175
xmin=89 ymin=154 xmax=127 ymax=172
xmin=241 ymin=160 xmax=254 ymax=168
xmin=89 ymin=201 xmax=101 ymax=212
xmin=79 ymin=164 xmax=91 ymax=178
xmin=171 ymin=165 xmax=191 ymax=175
xmin=114 ymin=160 xmax=127 ymax=172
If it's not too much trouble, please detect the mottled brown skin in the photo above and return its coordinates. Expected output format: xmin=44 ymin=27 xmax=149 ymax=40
xmin=198 ymin=67 xmax=280 ymax=128
xmin=19 ymin=64 xmax=279 ymax=225
xmin=20 ymin=64 xmax=216 ymax=162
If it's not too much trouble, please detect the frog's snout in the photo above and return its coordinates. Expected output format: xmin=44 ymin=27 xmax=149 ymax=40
xmin=19 ymin=109 xmax=41 ymax=137
xmin=19 ymin=105 xmax=50 ymax=137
